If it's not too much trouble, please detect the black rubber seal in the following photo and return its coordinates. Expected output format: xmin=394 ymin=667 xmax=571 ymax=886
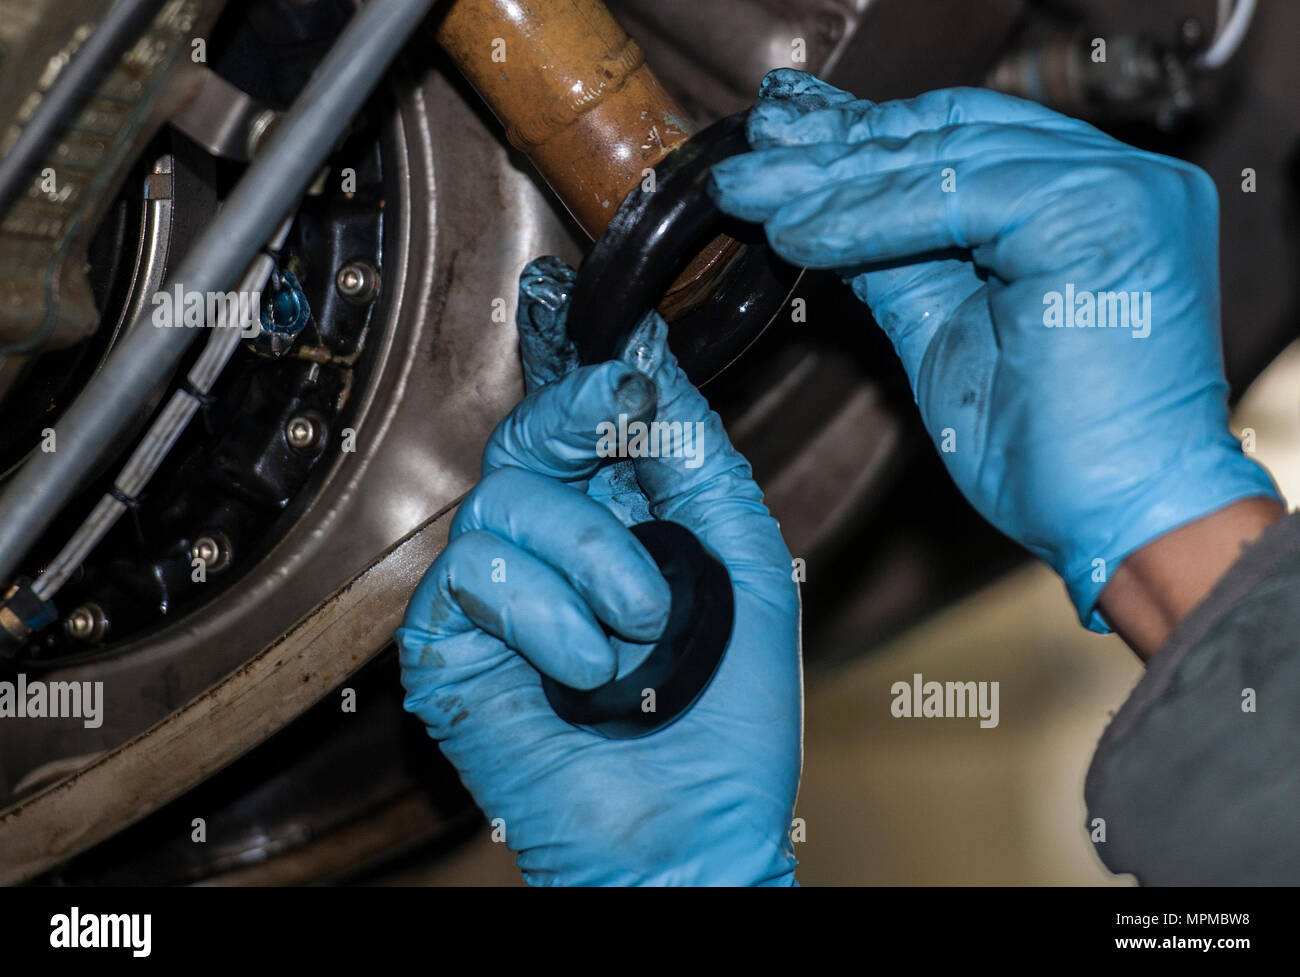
xmin=541 ymin=520 xmax=734 ymax=739
xmin=565 ymin=110 xmax=800 ymax=384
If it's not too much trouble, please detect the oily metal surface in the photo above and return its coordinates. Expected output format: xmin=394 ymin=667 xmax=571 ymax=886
xmin=0 ymin=505 xmax=455 ymax=884
xmin=0 ymin=62 xmax=581 ymax=803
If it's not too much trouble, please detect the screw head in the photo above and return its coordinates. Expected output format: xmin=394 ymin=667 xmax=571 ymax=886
xmin=285 ymin=415 xmax=319 ymax=451
xmin=65 ymin=603 xmax=107 ymax=643
xmin=335 ymin=261 xmax=379 ymax=302
xmin=191 ymin=537 xmax=218 ymax=565
xmin=189 ymin=533 xmax=231 ymax=573
xmin=337 ymin=267 xmax=363 ymax=293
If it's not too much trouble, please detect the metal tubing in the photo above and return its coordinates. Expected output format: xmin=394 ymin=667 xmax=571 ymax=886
xmin=0 ymin=0 xmax=438 ymax=585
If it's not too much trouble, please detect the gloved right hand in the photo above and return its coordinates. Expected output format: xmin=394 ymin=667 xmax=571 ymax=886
xmin=709 ymin=69 xmax=1279 ymax=630
xmin=395 ymin=258 xmax=802 ymax=886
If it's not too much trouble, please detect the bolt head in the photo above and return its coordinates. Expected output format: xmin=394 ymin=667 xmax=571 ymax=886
xmin=286 ymin=415 xmax=318 ymax=450
xmin=67 ymin=609 xmax=93 ymax=637
xmin=337 ymin=267 xmax=364 ymax=293
xmin=189 ymin=532 xmax=231 ymax=573
xmin=190 ymin=536 xmax=219 ymax=565
xmin=335 ymin=261 xmax=379 ymax=302
xmin=64 ymin=604 xmax=106 ymax=643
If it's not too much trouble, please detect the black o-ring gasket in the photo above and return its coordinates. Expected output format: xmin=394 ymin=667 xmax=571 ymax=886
xmin=565 ymin=110 xmax=801 ymax=384
xmin=541 ymin=520 xmax=734 ymax=739
xmin=546 ymin=113 xmax=791 ymax=738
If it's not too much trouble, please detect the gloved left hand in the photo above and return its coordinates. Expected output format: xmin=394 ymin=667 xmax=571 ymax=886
xmin=396 ymin=257 xmax=802 ymax=886
xmin=708 ymin=70 xmax=1278 ymax=631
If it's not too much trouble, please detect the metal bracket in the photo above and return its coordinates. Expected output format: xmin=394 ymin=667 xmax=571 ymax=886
xmin=169 ymin=67 xmax=280 ymax=161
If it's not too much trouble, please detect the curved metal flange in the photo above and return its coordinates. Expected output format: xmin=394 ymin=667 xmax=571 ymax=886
xmin=0 ymin=64 xmax=581 ymax=836
xmin=0 ymin=505 xmax=454 ymax=884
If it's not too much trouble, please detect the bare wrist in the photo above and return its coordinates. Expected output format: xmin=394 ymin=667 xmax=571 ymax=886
xmin=1098 ymin=497 xmax=1286 ymax=660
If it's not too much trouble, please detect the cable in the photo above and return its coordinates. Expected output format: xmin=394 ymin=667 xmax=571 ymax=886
xmin=31 ymin=217 xmax=293 ymax=602
xmin=0 ymin=0 xmax=437 ymax=587
xmin=1198 ymin=0 xmax=1258 ymax=69
xmin=0 ymin=0 xmax=169 ymax=220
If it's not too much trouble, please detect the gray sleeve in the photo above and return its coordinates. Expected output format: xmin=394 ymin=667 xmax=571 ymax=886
xmin=1085 ymin=511 xmax=1300 ymax=885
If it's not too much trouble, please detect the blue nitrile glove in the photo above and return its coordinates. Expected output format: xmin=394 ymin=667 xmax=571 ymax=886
xmin=395 ymin=257 xmax=802 ymax=886
xmin=708 ymin=69 xmax=1280 ymax=631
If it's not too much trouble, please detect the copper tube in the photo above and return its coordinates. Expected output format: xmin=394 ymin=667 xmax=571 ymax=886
xmin=435 ymin=0 xmax=738 ymax=317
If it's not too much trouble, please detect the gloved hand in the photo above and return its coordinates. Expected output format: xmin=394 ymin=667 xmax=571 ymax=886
xmin=709 ymin=69 xmax=1279 ymax=630
xmin=396 ymin=257 xmax=802 ymax=885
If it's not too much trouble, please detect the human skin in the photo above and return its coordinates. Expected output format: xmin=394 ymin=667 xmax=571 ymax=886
xmin=1099 ymin=497 xmax=1285 ymax=659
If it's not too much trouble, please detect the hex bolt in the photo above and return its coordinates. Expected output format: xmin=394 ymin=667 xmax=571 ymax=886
xmin=65 ymin=603 xmax=107 ymax=643
xmin=285 ymin=414 xmax=321 ymax=452
xmin=335 ymin=260 xmax=379 ymax=303
xmin=190 ymin=533 xmax=231 ymax=573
